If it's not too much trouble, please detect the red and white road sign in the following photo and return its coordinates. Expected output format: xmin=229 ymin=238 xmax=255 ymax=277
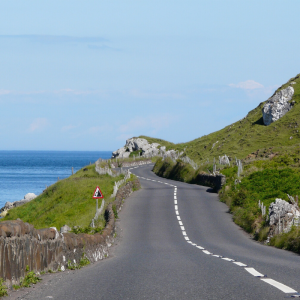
xmin=93 ymin=186 xmax=104 ymax=199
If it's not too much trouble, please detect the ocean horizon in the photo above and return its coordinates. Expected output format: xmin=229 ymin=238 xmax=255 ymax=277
xmin=0 ymin=150 xmax=112 ymax=208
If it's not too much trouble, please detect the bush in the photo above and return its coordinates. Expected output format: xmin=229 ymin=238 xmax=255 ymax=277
xmin=112 ymin=204 xmax=118 ymax=219
xmin=0 ymin=278 xmax=8 ymax=297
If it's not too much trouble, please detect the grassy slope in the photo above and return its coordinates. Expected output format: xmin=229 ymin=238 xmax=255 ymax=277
xmin=149 ymin=73 xmax=300 ymax=253
xmin=2 ymin=164 xmax=124 ymax=230
xmin=154 ymin=73 xmax=300 ymax=163
xmin=138 ymin=135 xmax=175 ymax=150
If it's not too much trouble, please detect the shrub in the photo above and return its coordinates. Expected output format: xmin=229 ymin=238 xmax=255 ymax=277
xmin=0 ymin=278 xmax=8 ymax=297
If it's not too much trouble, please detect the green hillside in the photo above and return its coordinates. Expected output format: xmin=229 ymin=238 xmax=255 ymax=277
xmin=149 ymin=73 xmax=300 ymax=253
xmin=1 ymin=165 xmax=126 ymax=230
xmin=143 ymin=73 xmax=300 ymax=163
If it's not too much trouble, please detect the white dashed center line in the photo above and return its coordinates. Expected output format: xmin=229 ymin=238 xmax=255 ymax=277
xmin=135 ymin=173 xmax=298 ymax=296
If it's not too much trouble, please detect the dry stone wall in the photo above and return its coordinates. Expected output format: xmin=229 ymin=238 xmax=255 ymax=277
xmin=193 ymin=173 xmax=226 ymax=191
xmin=0 ymin=179 xmax=140 ymax=287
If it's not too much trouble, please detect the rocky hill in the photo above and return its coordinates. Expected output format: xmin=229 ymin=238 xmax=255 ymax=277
xmin=112 ymin=73 xmax=300 ymax=254
xmin=129 ymin=73 xmax=300 ymax=164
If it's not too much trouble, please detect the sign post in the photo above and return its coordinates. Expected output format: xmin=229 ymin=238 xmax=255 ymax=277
xmin=93 ymin=186 xmax=104 ymax=212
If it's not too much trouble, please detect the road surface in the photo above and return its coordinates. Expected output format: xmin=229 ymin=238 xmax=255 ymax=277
xmin=10 ymin=164 xmax=300 ymax=299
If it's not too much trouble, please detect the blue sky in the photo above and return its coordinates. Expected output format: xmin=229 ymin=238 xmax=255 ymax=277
xmin=1 ymin=1 xmax=299 ymax=151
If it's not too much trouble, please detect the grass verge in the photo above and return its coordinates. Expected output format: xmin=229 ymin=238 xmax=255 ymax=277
xmin=1 ymin=164 xmax=125 ymax=230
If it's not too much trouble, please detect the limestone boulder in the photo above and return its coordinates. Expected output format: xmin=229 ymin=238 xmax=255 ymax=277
xmin=111 ymin=138 xmax=161 ymax=158
xmin=268 ymin=198 xmax=300 ymax=237
xmin=262 ymin=86 xmax=294 ymax=125
xmin=24 ymin=193 xmax=37 ymax=201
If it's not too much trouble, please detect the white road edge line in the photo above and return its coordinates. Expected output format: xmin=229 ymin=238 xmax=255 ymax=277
xmin=260 ymin=278 xmax=297 ymax=294
xmin=137 ymin=175 xmax=299 ymax=296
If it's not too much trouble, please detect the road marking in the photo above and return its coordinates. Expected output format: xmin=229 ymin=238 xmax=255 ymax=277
xmin=222 ymin=258 xmax=235 ymax=262
xmin=133 ymin=171 xmax=299 ymax=297
xmin=260 ymin=279 xmax=297 ymax=293
xmin=233 ymin=262 xmax=247 ymax=267
xmin=245 ymin=268 xmax=265 ymax=277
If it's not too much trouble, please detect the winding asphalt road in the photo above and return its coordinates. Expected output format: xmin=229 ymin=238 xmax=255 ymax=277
xmin=12 ymin=164 xmax=300 ymax=299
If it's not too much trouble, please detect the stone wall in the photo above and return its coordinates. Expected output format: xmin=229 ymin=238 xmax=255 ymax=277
xmin=0 ymin=179 xmax=140 ymax=287
xmin=193 ymin=173 xmax=226 ymax=191
xmin=111 ymin=160 xmax=152 ymax=168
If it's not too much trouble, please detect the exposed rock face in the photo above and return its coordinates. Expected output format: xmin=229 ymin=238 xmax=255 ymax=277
xmin=262 ymin=86 xmax=294 ymax=125
xmin=268 ymin=198 xmax=300 ymax=237
xmin=0 ymin=193 xmax=38 ymax=216
xmin=24 ymin=193 xmax=37 ymax=201
xmin=112 ymin=138 xmax=161 ymax=158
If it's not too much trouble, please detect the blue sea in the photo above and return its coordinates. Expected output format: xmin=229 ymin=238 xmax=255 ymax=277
xmin=0 ymin=151 xmax=112 ymax=208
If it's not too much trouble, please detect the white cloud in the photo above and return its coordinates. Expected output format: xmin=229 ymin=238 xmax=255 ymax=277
xmin=29 ymin=118 xmax=48 ymax=132
xmin=54 ymin=89 xmax=97 ymax=95
xmin=0 ymin=89 xmax=11 ymax=95
xmin=229 ymin=80 xmax=264 ymax=90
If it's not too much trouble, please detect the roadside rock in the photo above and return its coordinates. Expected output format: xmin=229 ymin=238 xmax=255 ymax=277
xmin=268 ymin=198 xmax=300 ymax=238
xmin=262 ymin=86 xmax=294 ymax=125
xmin=112 ymin=138 xmax=161 ymax=158
xmin=60 ymin=224 xmax=72 ymax=233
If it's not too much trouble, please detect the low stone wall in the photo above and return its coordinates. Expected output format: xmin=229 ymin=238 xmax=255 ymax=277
xmin=114 ymin=179 xmax=141 ymax=211
xmin=193 ymin=173 xmax=226 ymax=191
xmin=0 ymin=179 xmax=140 ymax=287
xmin=111 ymin=160 xmax=152 ymax=168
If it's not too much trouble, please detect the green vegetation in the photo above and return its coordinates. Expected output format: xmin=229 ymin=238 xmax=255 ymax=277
xmin=13 ymin=266 xmax=41 ymax=290
xmin=138 ymin=135 xmax=175 ymax=150
xmin=269 ymin=226 xmax=300 ymax=253
xmin=153 ymin=157 xmax=196 ymax=183
xmin=67 ymin=254 xmax=90 ymax=270
xmin=1 ymin=164 xmax=126 ymax=229
xmin=129 ymin=150 xmax=142 ymax=157
xmin=0 ymin=278 xmax=8 ymax=297
xmin=149 ymin=74 xmax=300 ymax=164
xmin=219 ymin=154 xmax=300 ymax=238
xmin=112 ymin=204 xmax=118 ymax=219
xmin=152 ymin=74 xmax=300 ymax=253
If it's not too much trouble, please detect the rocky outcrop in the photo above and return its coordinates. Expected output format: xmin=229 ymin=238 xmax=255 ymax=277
xmin=262 ymin=86 xmax=295 ymax=125
xmin=268 ymin=197 xmax=300 ymax=238
xmin=0 ymin=193 xmax=38 ymax=217
xmin=112 ymin=138 xmax=161 ymax=158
